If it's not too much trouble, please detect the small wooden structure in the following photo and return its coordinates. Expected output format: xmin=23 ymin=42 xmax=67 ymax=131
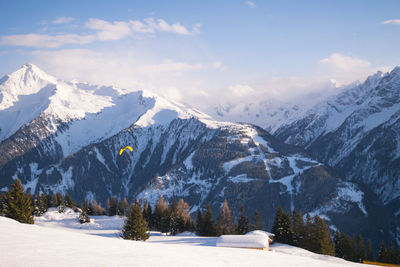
xmin=216 ymin=233 xmax=271 ymax=250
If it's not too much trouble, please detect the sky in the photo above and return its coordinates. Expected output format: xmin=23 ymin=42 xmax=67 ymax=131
xmin=0 ymin=0 xmax=399 ymax=111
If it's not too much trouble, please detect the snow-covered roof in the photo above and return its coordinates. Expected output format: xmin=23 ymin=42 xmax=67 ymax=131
xmin=216 ymin=235 xmax=269 ymax=248
xmin=245 ymin=230 xmax=275 ymax=237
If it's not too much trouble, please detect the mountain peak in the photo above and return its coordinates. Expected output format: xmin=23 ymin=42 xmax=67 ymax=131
xmin=0 ymin=63 xmax=57 ymax=110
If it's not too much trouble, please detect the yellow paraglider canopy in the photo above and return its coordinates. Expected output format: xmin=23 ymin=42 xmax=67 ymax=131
xmin=119 ymin=146 xmax=133 ymax=155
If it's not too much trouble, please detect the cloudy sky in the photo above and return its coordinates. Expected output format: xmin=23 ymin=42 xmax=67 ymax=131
xmin=0 ymin=0 xmax=399 ymax=110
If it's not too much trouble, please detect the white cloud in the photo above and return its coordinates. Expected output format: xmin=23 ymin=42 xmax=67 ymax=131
xmin=138 ymin=59 xmax=205 ymax=73
xmin=0 ymin=17 xmax=200 ymax=48
xmin=381 ymin=19 xmax=400 ymax=25
xmin=52 ymin=17 xmax=76 ymax=24
xmin=228 ymin=84 xmax=255 ymax=97
xmin=319 ymin=53 xmax=371 ymax=72
xmin=0 ymin=33 xmax=95 ymax=48
xmin=85 ymin=18 xmax=132 ymax=41
xmin=318 ymin=53 xmax=391 ymax=85
xmin=245 ymin=1 xmax=256 ymax=8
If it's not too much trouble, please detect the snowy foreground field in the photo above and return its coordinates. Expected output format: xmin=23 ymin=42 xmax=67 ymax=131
xmin=0 ymin=209 xmax=362 ymax=266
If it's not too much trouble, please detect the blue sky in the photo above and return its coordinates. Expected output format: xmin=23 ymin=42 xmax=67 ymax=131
xmin=0 ymin=0 xmax=399 ymax=109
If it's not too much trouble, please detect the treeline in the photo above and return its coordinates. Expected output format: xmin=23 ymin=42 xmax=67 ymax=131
xmin=272 ymin=207 xmax=400 ymax=264
xmin=2 ymin=179 xmax=400 ymax=264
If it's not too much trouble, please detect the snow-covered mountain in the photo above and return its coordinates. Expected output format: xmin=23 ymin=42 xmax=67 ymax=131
xmin=0 ymin=64 xmax=396 ymax=247
xmin=271 ymin=67 xmax=400 ymax=244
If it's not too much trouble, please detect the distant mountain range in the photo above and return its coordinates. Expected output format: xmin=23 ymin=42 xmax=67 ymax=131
xmin=0 ymin=64 xmax=399 ymax=248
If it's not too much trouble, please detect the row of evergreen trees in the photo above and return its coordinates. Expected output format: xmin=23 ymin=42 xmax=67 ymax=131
xmin=2 ymin=179 xmax=400 ymax=264
xmin=271 ymin=207 xmax=400 ymax=264
xmin=195 ymin=200 xmax=263 ymax=236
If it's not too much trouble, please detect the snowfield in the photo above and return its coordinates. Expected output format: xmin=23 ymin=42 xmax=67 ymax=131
xmin=0 ymin=209 xmax=362 ymax=266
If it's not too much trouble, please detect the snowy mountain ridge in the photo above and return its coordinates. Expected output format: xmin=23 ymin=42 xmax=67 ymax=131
xmin=0 ymin=64 xmax=397 ymax=248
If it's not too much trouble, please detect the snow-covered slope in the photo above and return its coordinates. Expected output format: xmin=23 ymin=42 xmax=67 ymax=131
xmin=0 ymin=214 xmax=360 ymax=266
xmin=274 ymin=68 xmax=400 ymax=205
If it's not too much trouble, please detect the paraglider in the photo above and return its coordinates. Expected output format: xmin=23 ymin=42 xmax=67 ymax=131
xmin=119 ymin=146 xmax=133 ymax=155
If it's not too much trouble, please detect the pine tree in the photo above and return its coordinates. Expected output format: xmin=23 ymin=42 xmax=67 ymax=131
xmin=237 ymin=205 xmax=250 ymax=235
xmin=121 ymin=202 xmax=149 ymax=241
xmin=64 ymin=193 xmax=74 ymax=208
xmin=292 ymin=209 xmax=305 ymax=247
xmin=93 ymin=200 xmax=105 ymax=215
xmin=117 ymin=201 xmax=124 ymax=216
xmin=303 ymin=213 xmax=313 ymax=251
xmin=377 ymin=241 xmax=387 ymax=263
xmin=388 ymin=242 xmax=396 ymax=264
xmin=152 ymin=197 xmax=171 ymax=233
xmin=33 ymin=191 xmax=48 ymax=216
xmin=367 ymin=240 xmax=374 ymax=261
xmin=396 ymin=248 xmax=400 ymax=264
xmin=350 ymin=234 xmax=358 ymax=261
xmin=4 ymin=179 xmax=34 ymax=224
xmin=334 ymin=230 xmax=343 ymax=258
xmin=313 ymin=215 xmax=335 ymax=256
xmin=215 ymin=200 xmax=233 ymax=236
xmin=53 ymin=193 xmax=64 ymax=207
xmin=122 ymin=198 xmax=129 ymax=215
xmin=271 ymin=207 xmax=293 ymax=244
xmin=0 ymin=193 xmax=6 ymax=215
xmin=202 ymin=202 xmax=215 ymax=236
xmin=341 ymin=232 xmax=353 ymax=261
xmin=196 ymin=208 xmax=203 ymax=235
xmin=252 ymin=209 xmax=263 ymax=230
xmin=358 ymin=234 xmax=366 ymax=262
xmin=170 ymin=199 xmax=193 ymax=235
xmin=109 ymin=197 xmax=117 ymax=216
xmin=78 ymin=209 xmax=90 ymax=224
xmin=143 ymin=203 xmax=153 ymax=230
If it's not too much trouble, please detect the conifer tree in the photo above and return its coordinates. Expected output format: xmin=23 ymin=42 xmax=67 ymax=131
xmin=109 ymin=197 xmax=117 ymax=216
xmin=202 ymin=202 xmax=215 ymax=236
xmin=143 ymin=203 xmax=153 ymax=230
xmin=154 ymin=196 xmax=169 ymax=232
xmin=54 ymin=193 xmax=64 ymax=207
xmin=215 ymin=200 xmax=233 ymax=236
xmin=358 ymin=234 xmax=366 ymax=262
xmin=312 ymin=215 xmax=335 ymax=256
xmin=4 ymin=179 xmax=34 ymax=224
xmin=377 ymin=241 xmax=387 ymax=263
xmin=78 ymin=209 xmax=90 ymax=224
xmin=64 ymin=193 xmax=74 ymax=208
xmin=93 ymin=200 xmax=105 ymax=215
xmin=170 ymin=199 xmax=193 ymax=234
xmin=34 ymin=191 xmax=48 ymax=216
xmin=252 ymin=209 xmax=263 ymax=230
xmin=341 ymin=232 xmax=353 ymax=261
xmin=334 ymin=230 xmax=343 ymax=258
xmin=367 ymin=240 xmax=374 ymax=261
xmin=0 ymin=193 xmax=5 ymax=215
xmin=271 ymin=207 xmax=293 ymax=244
xmin=292 ymin=209 xmax=305 ymax=247
xmin=117 ymin=201 xmax=124 ymax=216
xmin=121 ymin=202 xmax=149 ymax=241
xmin=196 ymin=208 xmax=203 ymax=235
xmin=302 ymin=213 xmax=313 ymax=251
xmin=237 ymin=205 xmax=250 ymax=235
xmin=388 ymin=242 xmax=396 ymax=264
xmin=396 ymin=248 xmax=400 ymax=264
xmin=350 ymin=234 xmax=358 ymax=261
xmin=86 ymin=202 xmax=94 ymax=215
